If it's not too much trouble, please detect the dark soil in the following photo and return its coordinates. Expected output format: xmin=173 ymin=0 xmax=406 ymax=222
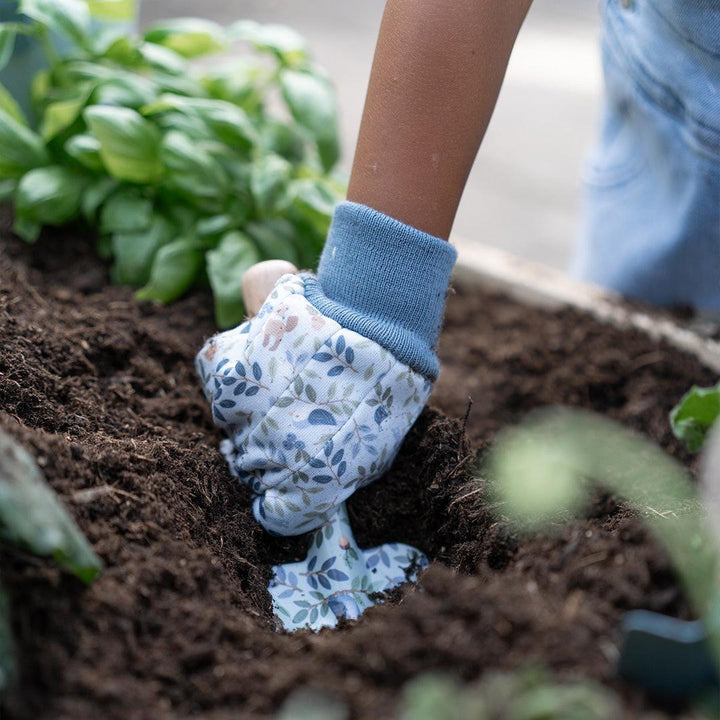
xmin=0 ymin=205 xmax=715 ymax=720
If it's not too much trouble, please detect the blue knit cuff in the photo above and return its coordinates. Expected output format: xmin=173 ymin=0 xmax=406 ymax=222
xmin=303 ymin=202 xmax=457 ymax=381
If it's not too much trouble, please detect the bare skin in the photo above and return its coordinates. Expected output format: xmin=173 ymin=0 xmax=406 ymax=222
xmin=347 ymin=0 xmax=534 ymax=240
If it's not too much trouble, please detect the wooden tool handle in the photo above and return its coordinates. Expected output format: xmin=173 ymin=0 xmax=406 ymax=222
xmin=242 ymin=260 xmax=298 ymax=317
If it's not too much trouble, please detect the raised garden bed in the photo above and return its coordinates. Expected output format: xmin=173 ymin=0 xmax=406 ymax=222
xmin=0 ymin=203 xmax=716 ymax=719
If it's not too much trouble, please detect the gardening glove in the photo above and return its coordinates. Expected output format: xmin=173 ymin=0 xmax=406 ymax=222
xmin=196 ymin=201 xmax=456 ymax=536
xmin=196 ymin=201 xmax=456 ymax=630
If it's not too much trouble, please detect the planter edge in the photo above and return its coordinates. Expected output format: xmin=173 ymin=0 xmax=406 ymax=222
xmin=451 ymin=238 xmax=720 ymax=374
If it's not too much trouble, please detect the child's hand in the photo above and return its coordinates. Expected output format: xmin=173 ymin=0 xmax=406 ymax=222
xmin=196 ymin=271 xmax=432 ymax=536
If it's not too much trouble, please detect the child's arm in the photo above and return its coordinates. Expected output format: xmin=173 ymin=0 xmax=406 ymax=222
xmin=349 ymin=0 xmax=534 ymax=240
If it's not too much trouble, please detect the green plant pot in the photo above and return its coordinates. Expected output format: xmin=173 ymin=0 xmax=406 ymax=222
xmin=0 ymin=0 xmax=140 ymax=123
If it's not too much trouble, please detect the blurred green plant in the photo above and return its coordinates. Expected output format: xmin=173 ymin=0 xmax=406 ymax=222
xmin=0 ymin=0 xmax=343 ymax=327
xmin=488 ymin=408 xmax=720 ymax=669
xmin=670 ymin=383 xmax=720 ymax=453
xmin=0 ymin=428 xmax=102 ymax=695
xmin=277 ymin=667 xmax=621 ymax=720
xmin=399 ymin=668 xmax=621 ymax=720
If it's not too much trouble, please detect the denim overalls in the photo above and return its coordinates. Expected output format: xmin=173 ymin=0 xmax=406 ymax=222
xmin=573 ymin=0 xmax=720 ymax=309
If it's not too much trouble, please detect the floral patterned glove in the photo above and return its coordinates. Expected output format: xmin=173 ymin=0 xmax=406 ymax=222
xmin=196 ymin=271 xmax=433 ymax=536
xmin=196 ymin=202 xmax=456 ymax=629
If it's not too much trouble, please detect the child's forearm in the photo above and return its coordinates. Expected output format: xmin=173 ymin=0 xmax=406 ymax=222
xmin=348 ymin=0 xmax=533 ymax=240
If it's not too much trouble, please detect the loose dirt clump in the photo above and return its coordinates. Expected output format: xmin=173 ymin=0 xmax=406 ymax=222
xmin=0 ymin=206 xmax=714 ymax=719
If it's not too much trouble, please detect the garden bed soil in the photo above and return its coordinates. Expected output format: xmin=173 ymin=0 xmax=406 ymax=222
xmin=0 ymin=206 xmax=716 ymax=719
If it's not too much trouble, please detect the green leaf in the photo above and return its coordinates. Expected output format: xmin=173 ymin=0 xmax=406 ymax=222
xmin=250 ymin=153 xmax=292 ymax=213
xmin=41 ymin=89 xmax=92 ymax=141
xmin=64 ymin=133 xmax=103 ymax=171
xmin=206 ymin=231 xmax=260 ymax=328
xmin=99 ymin=188 xmax=152 ymax=234
xmin=280 ymin=70 xmax=339 ymax=171
xmin=0 ymin=179 xmax=16 ymax=202
xmin=138 ymin=41 xmax=187 ymax=75
xmin=81 ymin=176 xmax=118 ymax=222
xmin=0 ymin=108 xmax=49 ymax=178
xmin=670 ymin=383 xmax=720 ymax=452
xmin=84 ymin=105 xmax=163 ymax=183
xmin=144 ymin=17 xmax=226 ymax=58
xmin=111 ymin=213 xmax=174 ymax=286
xmin=287 ymin=178 xmax=335 ymax=237
xmin=0 ymin=81 xmax=25 ymax=126
xmin=12 ymin=216 xmax=41 ymax=243
xmin=0 ymin=428 xmax=102 ymax=583
xmin=92 ymin=75 xmax=157 ymax=109
xmin=230 ymin=20 xmax=308 ymax=68
xmin=19 ymin=0 xmax=91 ymax=47
xmin=245 ymin=219 xmax=299 ymax=265
xmin=0 ymin=26 xmax=16 ymax=73
xmin=160 ymin=130 xmax=229 ymax=200
xmin=143 ymin=94 xmax=258 ymax=150
xmin=136 ymin=237 xmax=203 ymax=303
xmin=87 ymin=0 xmax=137 ymax=21
xmin=15 ymin=166 xmax=87 ymax=226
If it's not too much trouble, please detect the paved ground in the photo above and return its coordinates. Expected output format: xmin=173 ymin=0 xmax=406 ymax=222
xmin=140 ymin=0 xmax=602 ymax=270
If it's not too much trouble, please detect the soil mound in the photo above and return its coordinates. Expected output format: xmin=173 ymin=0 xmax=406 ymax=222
xmin=0 ymin=207 xmax=714 ymax=719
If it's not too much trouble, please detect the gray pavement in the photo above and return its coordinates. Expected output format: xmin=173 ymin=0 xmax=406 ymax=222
xmin=140 ymin=1 xmax=602 ymax=271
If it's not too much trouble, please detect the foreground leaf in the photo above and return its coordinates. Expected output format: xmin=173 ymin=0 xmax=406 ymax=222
xmin=206 ymin=231 xmax=259 ymax=328
xmin=0 ymin=428 xmax=102 ymax=583
xmin=84 ymin=105 xmax=163 ymax=183
xmin=136 ymin=237 xmax=203 ymax=303
xmin=670 ymin=383 xmax=720 ymax=452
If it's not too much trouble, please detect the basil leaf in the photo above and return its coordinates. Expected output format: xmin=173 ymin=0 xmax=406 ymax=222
xmin=15 ymin=166 xmax=87 ymax=226
xmin=41 ymin=89 xmax=92 ymax=141
xmin=250 ymin=153 xmax=292 ymax=214
xmin=245 ymin=219 xmax=299 ymax=265
xmin=0 ymin=80 xmax=26 ymax=126
xmin=280 ymin=70 xmax=339 ymax=172
xmin=0 ymin=108 xmax=49 ymax=178
xmin=92 ymin=75 xmax=156 ymax=109
xmin=136 ymin=237 xmax=203 ymax=303
xmin=206 ymin=231 xmax=260 ymax=328
xmin=19 ymin=0 xmax=91 ymax=47
xmin=160 ymin=130 xmax=229 ymax=200
xmin=0 ymin=26 xmax=16 ymax=72
xmin=111 ymin=214 xmax=175 ymax=286
xmin=287 ymin=178 xmax=335 ymax=237
xmin=84 ymin=105 xmax=163 ymax=183
xmin=81 ymin=176 xmax=118 ymax=222
xmin=99 ymin=188 xmax=153 ymax=234
xmin=87 ymin=0 xmax=136 ymax=21
xmin=144 ymin=17 xmax=226 ymax=58
xmin=143 ymin=94 xmax=257 ymax=150
xmin=138 ymin=42 xmax=187 ymax=75
xmin=0 ymin=179 xmax=16 ymax=202
xmin=12 ymin=217 xmax=41 ymax=243
xmin=64 ymin=133 xmax=103 ymax=171
xmin=231 ymin=20 xmax=308 ymax=68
